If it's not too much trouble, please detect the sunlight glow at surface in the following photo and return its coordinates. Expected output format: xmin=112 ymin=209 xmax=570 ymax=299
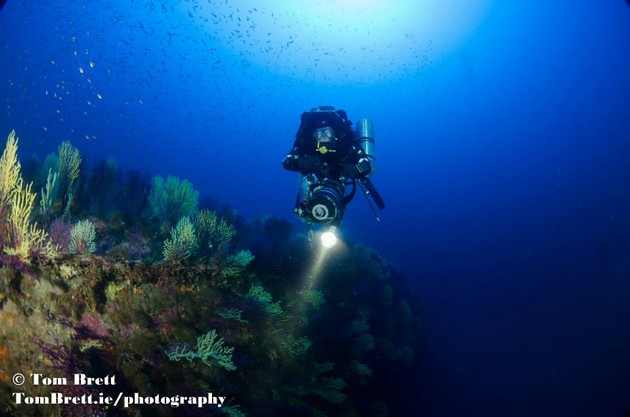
xmin=184 ymin=0 xmax=491 ymax=82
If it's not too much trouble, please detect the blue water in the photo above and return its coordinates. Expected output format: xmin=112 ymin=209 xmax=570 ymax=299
xmin=2 ymin=1 xmax=630 ymax=416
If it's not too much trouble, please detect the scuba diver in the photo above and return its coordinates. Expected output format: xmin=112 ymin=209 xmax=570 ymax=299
xmin=282 ymin=106 xmax=385 ymax=232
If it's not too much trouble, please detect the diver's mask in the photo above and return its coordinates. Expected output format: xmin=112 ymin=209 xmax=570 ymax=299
xmin=313 ymin=127 xmax=336 ymax=155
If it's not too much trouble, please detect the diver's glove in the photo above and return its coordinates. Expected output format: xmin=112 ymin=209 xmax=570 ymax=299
xmin=355 ymin=157 xmax=373 ymax=177
xmin=282 ymin=154 xmax=300 ymax=171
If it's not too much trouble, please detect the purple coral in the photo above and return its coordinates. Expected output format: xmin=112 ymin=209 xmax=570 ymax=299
xmin=49 ymin=218 xmax=72 ymax=253
xmin=77 ymin=314 xmax=110 ymax=338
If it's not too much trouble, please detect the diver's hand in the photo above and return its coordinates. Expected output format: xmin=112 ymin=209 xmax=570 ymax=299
xmin=282 ymin=154 xmax=300 ymax=171
xmin=356 ymin=157 xmax=373 ymax=177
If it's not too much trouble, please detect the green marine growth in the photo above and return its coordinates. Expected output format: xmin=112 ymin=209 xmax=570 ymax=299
xmin=163 ymin=216 xmax=198 ymax=262
xmin=148 ymin=175 xmax=199 ymax=230
xmin=166 ymin=329 xmax=236 ymax=371
xmin=221 ymin=250 xmax=255 ymax=278
xmin=216 ymin=308 xmax=248 ymax=323
xmin=69 ymin=219 xmax=97 ymax=254
xmin=194 ymin=209 xmax=236 ymax=254
xmin=39 ymin=167 xmax=58 ymax=217
xmin=298 ymin=288 xmax=326 ymax=309
xmin=58 ymin=141 xmax=81 ymax=189
xmin=57 ymin=140 xmax=82 ymax=215
xmin=247 ymin=284 xmax=283 ymax=316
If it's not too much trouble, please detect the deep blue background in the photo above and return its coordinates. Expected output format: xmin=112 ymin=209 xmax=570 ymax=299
xmin=2 ymin=1 xmax=630 ymax=416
